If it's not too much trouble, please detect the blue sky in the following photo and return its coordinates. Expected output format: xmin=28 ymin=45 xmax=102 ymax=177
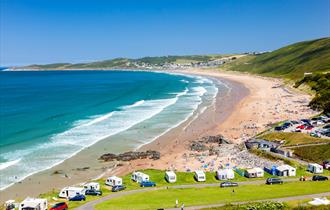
xmin=1 ymin=0 xmax=329 ymax=66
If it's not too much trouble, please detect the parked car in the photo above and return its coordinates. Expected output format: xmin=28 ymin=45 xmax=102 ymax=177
xmin=310 ymin=132 xmax=321 ymax=138
xmin=283 ymin=122 xmax=293 ymax=127
xmin=69 ymin=194 xmax=86 ymax=201
xmin=323 ymin=124 xmax=330 ymax=129
xmin=112 ymin=185 xmax=126 ymax=192
xmin=140 ymin=181 xmax=156 ymax=187
xmin=85 ymin=189 xmax=102 ymax=196
xmin=312 ymin=175 xmax=328 ymax=181
xmin=291 ymin=120 xmax=300 ymax=125
xmin=305 ymin=125 xmax=314 ymax=131
xmin=296 ymin=125 xmax=305 ymax=129
xmin=220 ymin=182 xmax=238 ymax=188
xmin=50 ymin=202 xmax=68 ymax=210
xmin=266 ymin=178 xmax=283 ymax=185
xmin=274 ymin=126 xmax=284 ymax=131
xmin=301 ymin=119 xmax=311 ymax=124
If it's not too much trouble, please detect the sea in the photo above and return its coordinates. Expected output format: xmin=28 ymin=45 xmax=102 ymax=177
xmin=0 ymin=70 xmax=227 ymax=190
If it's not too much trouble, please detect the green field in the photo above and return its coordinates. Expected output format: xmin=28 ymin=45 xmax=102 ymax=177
xmin=221 ymin=37 xmax=330 ymax=79
xmin=260 ymin=132 xmax=330 ymax=146
xmin=94 ymin=181 xmax=330 ymax=210
xmin=34 ymin=168 xmax=329 ymax=209
xmin=293 ymin=144 xmax=330 ymax=163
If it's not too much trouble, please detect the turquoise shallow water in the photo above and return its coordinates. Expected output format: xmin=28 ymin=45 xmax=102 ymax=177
xmin=0 ymin=70 xmax=220 ymax=190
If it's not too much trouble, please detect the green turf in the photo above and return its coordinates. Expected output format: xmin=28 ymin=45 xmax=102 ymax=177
xmin=221 ymin=37 xmax=330 ymax=80
xmin=293 ymin=144 xmax=330 ymax=163
xmin=260 ymin=132 xmax=330 ymax=146
xmin=95 ymin=181 xmax=330 ymax=210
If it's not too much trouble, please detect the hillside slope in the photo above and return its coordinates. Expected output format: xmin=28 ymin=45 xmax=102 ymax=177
xmin=20 ymin=55 xmax=228 ymax=70
xmin=226 ymin=37 xmax=330 ymax=79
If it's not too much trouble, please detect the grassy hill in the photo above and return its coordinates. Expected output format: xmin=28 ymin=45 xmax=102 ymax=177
xmin=223 ymin=37 xmax=330 ymax=79
xmin=20 ymin=54 xmax=228 ymax=70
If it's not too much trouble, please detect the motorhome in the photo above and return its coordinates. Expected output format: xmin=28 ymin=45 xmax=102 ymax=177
xmin=105 ymin=176 xmax=123 ymax=186
xmin=58 ymin=187 xmax=85 ymax=198
xmin=19 ymin=198 xmax=47 ymax=210
xmin=194 ymin=170 xmax=206 ymax=182
xmin=131 ymin=172 xmax=149 ymax=183
xmin=165 ymin=171 xmax=177 ymax=183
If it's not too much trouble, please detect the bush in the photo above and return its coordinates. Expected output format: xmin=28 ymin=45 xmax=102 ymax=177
xmin=295 ymin=73 xmax=330 ymax=113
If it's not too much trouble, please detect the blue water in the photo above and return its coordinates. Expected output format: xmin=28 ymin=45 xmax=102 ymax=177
xmin=0 ymin=70 xmax=220 ymax=190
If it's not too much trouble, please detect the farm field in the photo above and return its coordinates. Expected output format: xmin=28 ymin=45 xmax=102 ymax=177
xmin=94 ymin=181 xmax=330 ymax=210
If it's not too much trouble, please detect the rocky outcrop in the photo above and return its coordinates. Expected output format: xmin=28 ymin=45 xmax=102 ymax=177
xmin=190 ymin=134 xmax=229 ymax=151
xmin=99 ymin=150 xmax=160 ymax=162
xmin=200 ymin=134 xmax=229 ymax=144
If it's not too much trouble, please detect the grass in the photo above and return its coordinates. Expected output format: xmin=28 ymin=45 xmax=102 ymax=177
xmin=260 ymin=132 xmax=330 ymax=146
xmin=222 ymin=37 xmax=330 ymax=80
xmin=202 ymin=197 xmax=330 ymax=210
xmin=94 ymin=181 xmax=330 ymax=210
xmin=293 ymin=144 xmax=330 ymax=163
xmin=35 ymin=169 xmax=262 ymax=209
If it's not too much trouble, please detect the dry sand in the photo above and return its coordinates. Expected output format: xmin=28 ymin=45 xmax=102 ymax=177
xmin=117 ymin=69 xmax=317 ymax=173
xmin=0 ymin=69 xmax=317 ymax=203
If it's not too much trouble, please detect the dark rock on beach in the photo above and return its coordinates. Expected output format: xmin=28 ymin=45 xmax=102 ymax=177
xmin=190 ymin=134 xmax=229 ymax=151
xmin=99 ymin=150 xmax=160 ymax=162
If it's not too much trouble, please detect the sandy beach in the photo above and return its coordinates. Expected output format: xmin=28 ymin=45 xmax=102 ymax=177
xmin=0 ymin=69 xmax=317 ymax=203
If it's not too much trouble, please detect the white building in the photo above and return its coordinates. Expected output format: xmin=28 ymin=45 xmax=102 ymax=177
xmin=105 ymin=176 xmax=123 ymax=186
xmin=131 ymin=172 xmax=149 ymax=183
xmin=83 ymin=182 xmax=100 ymax=190
xmin=19 ymin=198 xmax=47 ymax=210
xmin=276 ymin=165 xmax=296 ymax=176
xmin=194 ymin=170 xmax=206 ymax=182
xmin=165 ymin=171 xmax=177 ymax=183
xmin=216 ymin=169 xmax=235 ymax=180
xmin=308 ymin=163 xmax=323 ymax=174
xmin=58 ymin=187 xmax=85 ymax=198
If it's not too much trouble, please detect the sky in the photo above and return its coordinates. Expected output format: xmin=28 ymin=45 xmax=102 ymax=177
xmin=0 ymin=0 xmax=329 ymax=66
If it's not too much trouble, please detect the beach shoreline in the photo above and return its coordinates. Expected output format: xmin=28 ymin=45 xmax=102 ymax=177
xmin=0 ymin=69 xmax=317 ymax=203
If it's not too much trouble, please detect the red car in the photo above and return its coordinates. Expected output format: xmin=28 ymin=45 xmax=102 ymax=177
xmin=296 ymin=125 xmax=305 ymax=129
xmin=50 ymin=202 xmax=68 ymax=210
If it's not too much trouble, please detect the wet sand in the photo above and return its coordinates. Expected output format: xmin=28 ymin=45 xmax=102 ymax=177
xmin=0 ymin=69 xmax=316 ymax=203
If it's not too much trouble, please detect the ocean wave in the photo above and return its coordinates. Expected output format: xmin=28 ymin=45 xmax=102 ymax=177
xmin=0 ymin=72 xmax=223 ymax=191
xmin=0 ymin=159 xmax=21 ymax=171
xmin=123 ymin=100 xmax=145 ymax=109
xmin=0 ymin=88 xmax=190 ymax=190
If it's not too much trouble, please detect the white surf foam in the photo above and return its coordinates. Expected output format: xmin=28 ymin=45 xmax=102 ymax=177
xmin=0 ymin=88 xmax=189 ymax=190
xmin=0 ymin=159 xmax=21 ymax=171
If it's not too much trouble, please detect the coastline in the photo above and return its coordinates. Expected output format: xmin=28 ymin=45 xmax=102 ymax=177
xmin=0 ymin=69 xmax=317 ymax=203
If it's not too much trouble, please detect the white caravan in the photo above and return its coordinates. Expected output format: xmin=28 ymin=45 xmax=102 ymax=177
xmin=165 ymin=171 xmax=177 ymax=183
xmin=105 ymin=176 xmax=123 ymax=186
xmin=83 ymin=182 xmax=100 ymax=190
xmin=131 ymin=172 xmax=149 ymax=183
xmin=19 ymin=197 xmax=47 ymax=210
xmin=194 ymin=170 xmax=206 ymax=182
xmin=216 ymin=169 xmax=235 ymax=180
xmin=308 ymin=163 xmax=323 ymax=174
xmin=58 ymin=186 xmax=85 ymax=198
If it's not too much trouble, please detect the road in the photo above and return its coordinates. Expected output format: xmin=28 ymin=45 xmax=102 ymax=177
xmin=74 ymin=178 xmax=301 ymax=210
xmin=165 ymin=192 xmax=330 ymax=210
